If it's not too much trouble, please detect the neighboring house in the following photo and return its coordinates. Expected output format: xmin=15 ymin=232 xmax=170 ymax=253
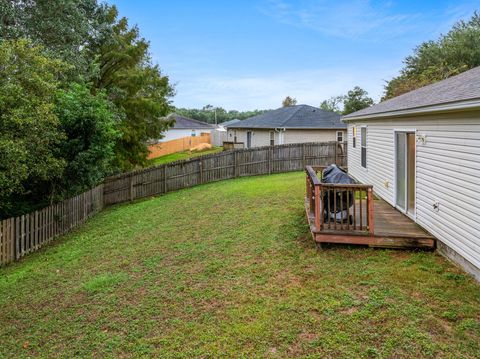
xmin=211 ymin=119 xmax=241 ymax=147
xmin=227 ymin=105 xmax=346 ymax=148
xmin=342 ymin=66 xmax=480 ymax=280
xmin=160 ymin=114 xmax=214 ymax=142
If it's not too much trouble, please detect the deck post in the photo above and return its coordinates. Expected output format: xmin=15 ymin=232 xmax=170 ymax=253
xmin=367 ymin=188 xmax=375 ymax=235
xmin=314 ymin=185 xmax=320 ymax=231
xmin=306 ymin=174 xmax=312 ymax=212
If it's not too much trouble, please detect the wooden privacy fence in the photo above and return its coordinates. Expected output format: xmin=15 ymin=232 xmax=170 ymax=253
xmin=104 ymin=142 xmax=347 ymax=205
xmin=147 ymin=133 xmax=211 ymax=159
xmin=0 ymin=141 xmax=345 ymax=266
xmin=0 ymin=185 xmax=104 ymax=266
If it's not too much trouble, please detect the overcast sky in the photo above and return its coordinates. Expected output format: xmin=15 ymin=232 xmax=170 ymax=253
xmin=109 ymin=0 xmax=479 ymax=111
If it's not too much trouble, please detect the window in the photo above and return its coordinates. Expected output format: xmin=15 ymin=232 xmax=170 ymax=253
xmin=191 ymin=129 xmax=197 ymax=137
xmin=337 ymin=131 xmax=344 ymax=142
xmin=270 ymin=131 xmax=275 ymax=146
xmin=352 ymin=126 xmax=357 ymax=148
xmin=234 ymin=130 xmax=237 ymax=143
xmin=361 ymin=127 xmax=367 ymax=168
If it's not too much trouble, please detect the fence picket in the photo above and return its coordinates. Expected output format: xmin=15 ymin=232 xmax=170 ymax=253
xmin=0 ymin=142 xmax=344 ymax=266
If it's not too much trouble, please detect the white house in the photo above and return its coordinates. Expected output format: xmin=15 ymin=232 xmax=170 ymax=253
xmin=343 ymin=66 xmax=480 ymax=280
xmin=160 ymin=114 xmax=214 ymax=142
xmin=226 ymin=105 xmax=346 ymax=148
xmin=211 ymin=119 xmax=241 ymax=147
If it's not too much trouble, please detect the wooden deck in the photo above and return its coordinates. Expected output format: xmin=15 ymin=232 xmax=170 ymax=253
xmin=305 ymin=166 xmax=435 ymax=249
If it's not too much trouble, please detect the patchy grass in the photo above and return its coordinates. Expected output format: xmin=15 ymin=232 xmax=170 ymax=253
xmin=148 ymin=146 xmax=223 ymax=166
xmin=0 ymin=172 xmax=479 ymax=358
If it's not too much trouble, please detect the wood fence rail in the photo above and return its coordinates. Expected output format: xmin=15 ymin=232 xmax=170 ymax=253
xmin=0 ymin=141 xmax=346 ymax=266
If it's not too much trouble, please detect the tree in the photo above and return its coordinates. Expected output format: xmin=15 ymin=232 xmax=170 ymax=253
xmin=342 ymin=87 xmax=374 ymax=115
xmin=282 ymin=96 xmax=297 ymax=107
xmin=89 ymin=6 xmax=174 ymax=170
xmin=0 ymin=40 xmax=67 ymax=217
xmin=383 ymin=12 xmax=480 ymax=100
xmin=0 ymin=0 xmax=100 ymax=75
xmin=175 ymin=107 xmax=267 ymax=124
xmin=320 ymin=96 xmax=345 ymax=113
xmin=54 ymin=83 xmax=119 ymax=196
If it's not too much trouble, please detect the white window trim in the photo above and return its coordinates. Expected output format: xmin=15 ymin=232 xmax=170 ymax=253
xmin=393 ymin=128 xmax=417 ymax=221
xmin=360 ymin=126 xmax=367 ymax=169
xmin=336 ymin=130 xmax=344 ymax=142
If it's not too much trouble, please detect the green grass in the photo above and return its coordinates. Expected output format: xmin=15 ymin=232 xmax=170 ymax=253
xmin=1 ymin=172 xmax=479 ymax=358
xmin=148 ymin=146 xmax=223 ymax=166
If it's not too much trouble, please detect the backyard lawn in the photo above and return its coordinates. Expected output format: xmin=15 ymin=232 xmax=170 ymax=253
xmin=1 ymin=172 xmax=479 ymax=358
xmin=148 ymin=146 xmax=223 ymax=166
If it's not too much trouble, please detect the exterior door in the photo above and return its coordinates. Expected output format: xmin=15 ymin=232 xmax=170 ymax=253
xmin=247 ymin=131 xmax=252 ymax=148
xmin=395 ymin=132 xmax=416 ymax=217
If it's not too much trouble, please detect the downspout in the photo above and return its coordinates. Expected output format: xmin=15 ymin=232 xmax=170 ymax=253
xmin=275 ymin=128 xmax=286 ymax=145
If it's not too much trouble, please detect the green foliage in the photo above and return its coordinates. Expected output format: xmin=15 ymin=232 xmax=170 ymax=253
xmin=282 ymin=95 xmax=297 ymax=107
xmin=55 ymin=83 xmax=119 ymax=196
xmin=0 ymin=2 xmax=175 ymax=216
xmin=384 ymin=12 xmax=480 ymax=100
xmin=320 ymin=87 xmax=373 ymax=115
xmin=0 ymin=39 xmax=67 ymax=217
xmin=342 ymin=86 xmax=374 ymax=115
xmin=0 ymin=0 xmax=100 ymax=75
xmin=175 ymin=106 xmax=267 ymax=124
xmin=320 ymin=96 xmax=345 ymax=114
xmin=91 ymin=7 xmax=174 ymax=170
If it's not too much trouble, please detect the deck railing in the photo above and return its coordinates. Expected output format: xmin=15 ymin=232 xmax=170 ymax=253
xmin=305 ymin=166 xmax=374 ymax=236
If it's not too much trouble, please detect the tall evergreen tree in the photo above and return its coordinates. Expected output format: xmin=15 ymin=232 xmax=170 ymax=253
xmin=89 ymin=6 xmax=174 ymax=170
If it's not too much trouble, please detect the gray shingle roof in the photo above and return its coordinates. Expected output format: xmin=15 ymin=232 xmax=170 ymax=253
xmin=219 ymin=119 xmax=241 ymax=127
xmin=169 ymin=114 xmax=214 ymax=129
xmin=228 ymin=105 xmax=345 ymax=129
xmin=344 ymin=66 xmax=480 ymax=119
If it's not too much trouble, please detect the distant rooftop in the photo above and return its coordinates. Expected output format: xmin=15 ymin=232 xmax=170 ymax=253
xmin=168 ymin=114 xmax=214 ymax=129
xmin=219 ymin=119 xmax=241 ymax=127
xmin=344 ymin=66 xmax=480 ymax=120
xmin=228 ymin=105 xmax=345 ymax=129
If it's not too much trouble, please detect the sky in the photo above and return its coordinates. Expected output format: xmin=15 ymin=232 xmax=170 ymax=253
xmin=108 ymin=0 xmax=479 ymax=111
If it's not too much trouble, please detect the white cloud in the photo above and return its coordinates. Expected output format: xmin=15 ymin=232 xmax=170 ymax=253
xmin=259 ymin=0 xmax=423 ymax=40
xmin=172 ymin=65 xmax=397 ymax=110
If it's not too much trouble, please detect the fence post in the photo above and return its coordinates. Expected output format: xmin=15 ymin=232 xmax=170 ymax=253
xmin=234 ymin=151 xmax=238 ymax=177
xmin=129 ymin=174 xmax=134 ymax=201
xmin=268 ymin=147 xmax=272 ymax=175
xmin=164 ymin=165 xmax=168 ymax=193
xmin=199 ymin=159 xmax=204 ymax=184
xmin=334 ymin=142 xmax=338 ymax=165
xmin=302 ymin=143 xmax=306 ymax=169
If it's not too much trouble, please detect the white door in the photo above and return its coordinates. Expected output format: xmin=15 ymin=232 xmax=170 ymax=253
xmin=395 ymin=131 xmax=416 ymax=217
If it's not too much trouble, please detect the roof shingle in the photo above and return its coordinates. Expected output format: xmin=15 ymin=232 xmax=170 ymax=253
xmin=344 ymin=66 xmax=480 ymax=119
xmin=169 ymin=114 xmax=214 ymax=129
xmin=228 ymin=105 xmax=345 ymax=129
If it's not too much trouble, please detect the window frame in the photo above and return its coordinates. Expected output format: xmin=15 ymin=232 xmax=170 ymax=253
xmin=361 ymin=126 xmax=367 ymax=168
xmin=352 ymin=126 xmax=356 ymax=148
xmin=336 ymin=130 xmax=344 ymax=143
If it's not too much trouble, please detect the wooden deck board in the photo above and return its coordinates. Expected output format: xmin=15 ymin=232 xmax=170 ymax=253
xmin=304 ymin=196 xmax=435 ymax=249
xmin=355 ymin=199 xmax=434 ymax=239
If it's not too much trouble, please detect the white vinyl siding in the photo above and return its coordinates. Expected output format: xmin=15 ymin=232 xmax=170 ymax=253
xmin=347 ymin=111 xmax=480 ymax=278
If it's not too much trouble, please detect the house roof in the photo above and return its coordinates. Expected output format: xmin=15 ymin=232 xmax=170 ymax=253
xmin=219 ymin=119 xmax=241 ymax=127
xmin=228 ymin=105 xmax=345 ymax=129
xmin=168 ymin=114 xmax=214 ymax=129
xmin=343 ymin=66 xmax=480 ymax=120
